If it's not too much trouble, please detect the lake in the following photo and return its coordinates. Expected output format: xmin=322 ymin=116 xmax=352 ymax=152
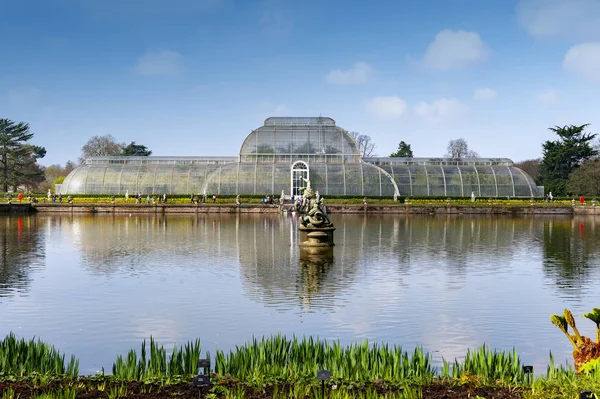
xmin=1 ymin=213 xmax=599 ymax=374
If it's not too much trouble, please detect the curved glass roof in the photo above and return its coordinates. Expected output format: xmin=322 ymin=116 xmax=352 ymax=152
xmin=379 ymin=164 xmax=540 ymax=197
xmin=239 ymin=117 xmax=360 ymax=162
xmin=201 ymin=161 xmax=397 ymax=197
xmin=58 ymin=116 xmax=543 ymax=197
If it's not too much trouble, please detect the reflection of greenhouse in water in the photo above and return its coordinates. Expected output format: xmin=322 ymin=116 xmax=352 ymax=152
xmin=60 ymin=117 xmax=543 ymax=197
xmin=27 ymin=213 xmax=600 ymax=307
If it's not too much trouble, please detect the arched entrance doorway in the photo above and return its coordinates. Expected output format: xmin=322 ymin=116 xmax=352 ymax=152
xmin=291 ymin=161 xmax=309 ymax=197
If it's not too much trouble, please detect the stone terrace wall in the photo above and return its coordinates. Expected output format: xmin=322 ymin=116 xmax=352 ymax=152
xmin=32 ymin=203 xmax=576 ymax=215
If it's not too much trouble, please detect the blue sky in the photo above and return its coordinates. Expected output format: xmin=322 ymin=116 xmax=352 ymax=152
xmin=1 ymin=0 xmax=600 ymax=166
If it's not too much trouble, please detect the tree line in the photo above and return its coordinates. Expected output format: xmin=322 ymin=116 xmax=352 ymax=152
xmin=1 ymin=117 xmax=598 ymax=196
xmin=0 ymin=119 xmax=153 ymax=193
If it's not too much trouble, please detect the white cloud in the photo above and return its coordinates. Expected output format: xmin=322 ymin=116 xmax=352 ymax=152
xmin=517 ymin=0 xmax=600 ymax=41
xmin=473 ymin=88 xmax=497 ymax=101
xmin=563 ymin=42 xmax=600 ymax=83
xmin=363 ymin=96 xmax=408 ymax=120
xmin=135 ymin=50 xmax=183 ymax=76
xmin=537 ymin=89 xmax=559 ymax=103
xmin=422 ymin=30 xmax=490 ymax=70
xmin=413 ymin=98 xmax=468 ymax=121
xmin=325 ymin=62 xmax=374 ymax=85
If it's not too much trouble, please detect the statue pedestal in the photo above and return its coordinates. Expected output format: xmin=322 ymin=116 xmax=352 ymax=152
xmin=298 ymin=226 xmax=335 ymax=247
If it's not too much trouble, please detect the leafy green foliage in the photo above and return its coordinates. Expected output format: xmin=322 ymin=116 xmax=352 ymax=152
xmin=390 ymin=141 xmax=413 ymax=158
xmin=441 ymin=345 xmax=525 ymax=384
xmin=540 ymin=124 xmax=597 ymax=196
xmin=0 ymin=333 xmax=78 ymax=377
xmin=111 ymin=337 xmax=202 ymax=381
xmin=214 ymin=334 xmax=434 ymax=385
xmin=121 ymin=141 xmax=152 ymax=156
xmin=0 ymin=119 xmax=46 ymax=192
xmin=579 ymin=357 xmax=600 ymax=375
xmin=568 ymin=158 xmax=600 ymax=196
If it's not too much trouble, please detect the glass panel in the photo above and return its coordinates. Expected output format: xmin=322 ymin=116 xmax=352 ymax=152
xmin=238 ymin=164 xmax=256 ymax=194
xmin=137 ymin=166 xmax=155 ymax=195
xmin=362 ymin=164 xmax=381 ymax=196
xmin=494 ymin=167 xmax=513 ymax=197
xmin=325 ymin=164 xmax=344 ymax=195
xmin=410 ymin=166 xmax=428 ymax=196
xmin=460 ymin=166 xmax=479 ymax=197
xmin=426 ymin=166 xmax=445 ymax=196
xmin=255 ymin=164 xmax=273 ymax=195
xmin=103 ymin=166 xmax=122 ymax=194
xmin=477 ymin=166 xmax=497 ymax=196
xmin=85 ymin=167 xmax=106 ymax=194
xmin=390 ymin=166 xmax=411 ymax=196
xmin=119 ymin=166 xmax=138 ymax=195
xmin=154 ymin=166 xmax=173 ymax=195
xmin=63 ymin=167 xmax=88 ymax=194
xmin=273 ymin=163 xmax=289 ymax=197
xmin=308 ymin=164 xmax=326 ymax=196
xmin=443 ymin=167 xmax=463 ymax=196
xmin=345 ymin=164 xmax=362 ymax=195
xmin=511 ymin=167 xmax=534 ymax=197
xmin=171 ymin=166 xmax=190 ymax=194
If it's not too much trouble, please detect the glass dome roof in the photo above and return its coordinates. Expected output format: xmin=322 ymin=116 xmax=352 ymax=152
xmin=58 ymin=117 xmax=544 ymax=197
xmin=239 ymin=117 xmax=360 ymax=163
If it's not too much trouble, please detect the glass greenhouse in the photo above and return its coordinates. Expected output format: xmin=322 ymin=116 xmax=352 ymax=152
xmin=60 ymin=117 xmax=544 ymax=197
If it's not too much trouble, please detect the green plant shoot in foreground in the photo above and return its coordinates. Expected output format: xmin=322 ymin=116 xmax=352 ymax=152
xmin=2 ymin=333 xmax=600 ymax=398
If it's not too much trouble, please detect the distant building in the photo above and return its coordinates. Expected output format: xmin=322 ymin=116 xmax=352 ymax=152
xmin=59 ymin=117 xmax=543 ymax=197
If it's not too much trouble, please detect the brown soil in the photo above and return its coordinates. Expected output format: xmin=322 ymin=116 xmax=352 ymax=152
xmin=0 ymin=380 xmax=524 ymax=399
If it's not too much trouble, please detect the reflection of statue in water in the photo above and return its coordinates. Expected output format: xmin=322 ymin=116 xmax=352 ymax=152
xmin=294 ymin=178 xmax=333 ymax=229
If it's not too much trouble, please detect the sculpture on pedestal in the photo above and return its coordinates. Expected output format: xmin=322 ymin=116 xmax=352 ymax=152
xmin=295 ymin=179 xmax=335 ymax=248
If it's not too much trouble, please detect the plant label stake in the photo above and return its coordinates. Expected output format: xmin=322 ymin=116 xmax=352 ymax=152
xmin=317 ymin=370 xmax=331 ymax=399
xmin=198 ymin=358 xmax=210 ymax=374
xmin=193 ymin=368 xmax=210 ymax=399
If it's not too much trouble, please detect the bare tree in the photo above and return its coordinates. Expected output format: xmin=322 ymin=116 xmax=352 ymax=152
xmin=79 ymin=135 xmax=124 ymax=164
xmin=514 ymin=158 xmax=541 ymax=184
xmin=445 ymin=138 xmax=478 ymax=159
xmin=349 ymin=131 xmax=376 ymax=157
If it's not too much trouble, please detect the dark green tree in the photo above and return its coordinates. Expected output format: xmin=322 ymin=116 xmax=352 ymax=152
xmin=121 ymin=141 xmax=152 ymax=156
xmin=390 ymin=141 xmax=413 ymax=157
xmin=0 ymin=119 xmax=46 ymax=192
xmin=540 ymin=124 xmax=597 ymax=195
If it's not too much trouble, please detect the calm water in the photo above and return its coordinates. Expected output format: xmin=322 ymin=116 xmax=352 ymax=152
xmin=1 ymin=213 xmax=600 ymax=374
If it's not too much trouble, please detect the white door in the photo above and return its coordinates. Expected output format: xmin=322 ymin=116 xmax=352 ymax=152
xmin=291 ymin=161 xmax=309 ymax=196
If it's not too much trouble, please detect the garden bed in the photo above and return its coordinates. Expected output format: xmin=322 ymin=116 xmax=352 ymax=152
xmin=0 ymin=379 xmax=523 ymax=399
